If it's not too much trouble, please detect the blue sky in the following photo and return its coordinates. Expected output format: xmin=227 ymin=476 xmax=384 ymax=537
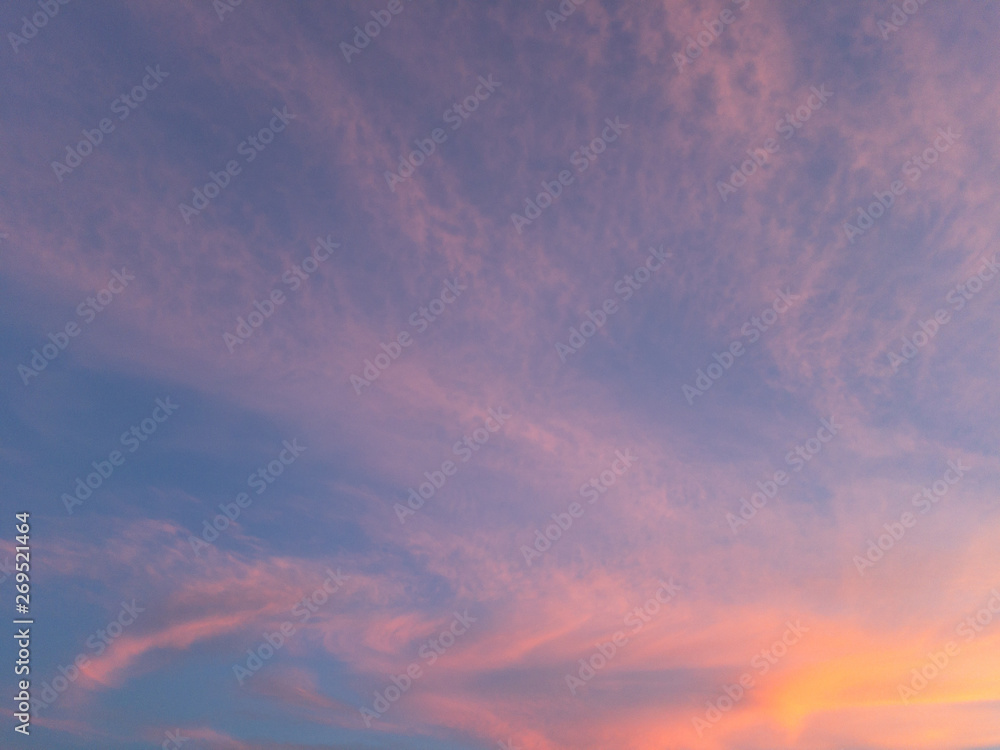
xmin=2 ymin=1 xmax=1000 ymax=748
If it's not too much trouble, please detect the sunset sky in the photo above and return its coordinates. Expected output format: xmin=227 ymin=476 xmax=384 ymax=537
xmin=2 ymin=1 xmax=1000 ymax=748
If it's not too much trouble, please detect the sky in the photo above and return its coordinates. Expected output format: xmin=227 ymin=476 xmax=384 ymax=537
xmin=1 ymin=1 xmax=1000 ymax=749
